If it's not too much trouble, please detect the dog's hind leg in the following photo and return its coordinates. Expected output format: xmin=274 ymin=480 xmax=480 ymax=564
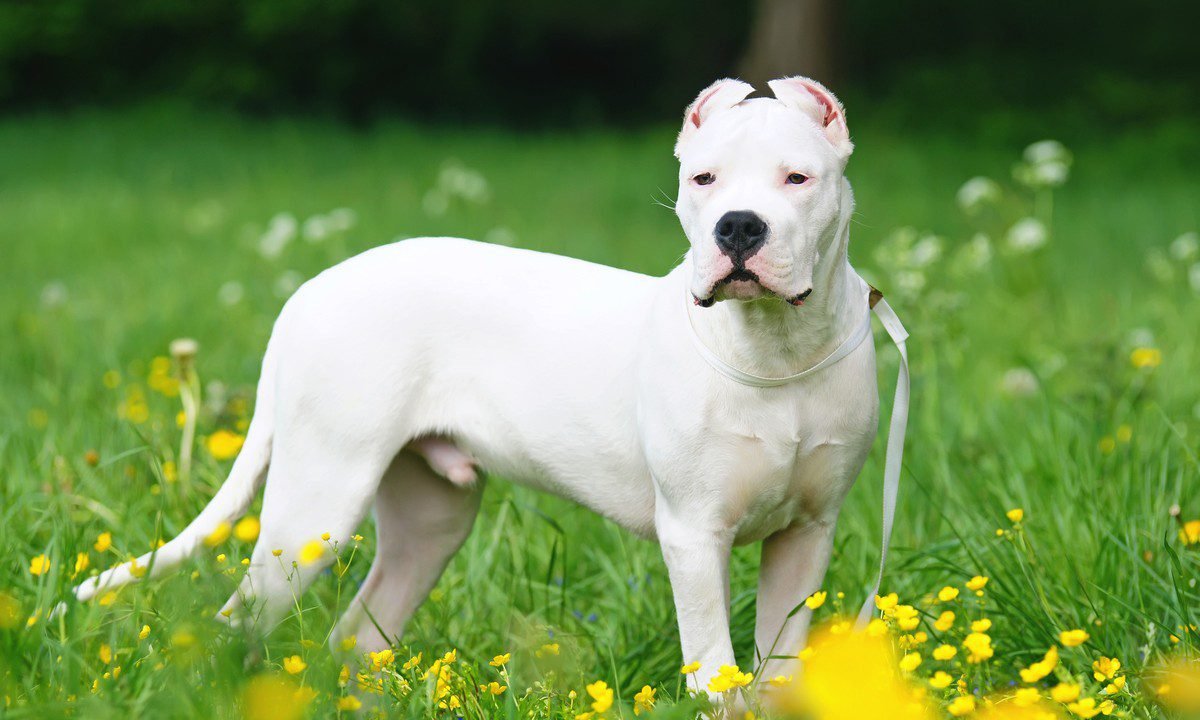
xmin=332 ymin=448 xmax=483 ymax=652
xmin=218 ymin=434 xmax=388 ymax=629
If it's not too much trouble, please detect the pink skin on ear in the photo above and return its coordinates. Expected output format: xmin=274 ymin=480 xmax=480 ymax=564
xmin=766 ymin=76 xmax=853 ymax=160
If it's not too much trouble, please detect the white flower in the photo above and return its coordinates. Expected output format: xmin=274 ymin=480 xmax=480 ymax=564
xmin=1170 ymin=232 xmax=1198 ymax=261
xmin=40 ymin=281 xmax=68 ymax=308
xmin=484 ymin=227 xmax=517 ymax=246
xmin=911 ymin=235 xmax=943 ymax=268
xmin=1145 ymin=249 xmax=1174 ymax=283
xmin=1023 ymin=140 xmax=1070 ymax=166
xmin=1005 ymin=217 xmax=1048 ymax=252
xmin=326 ymin=208 xmax=357 ymax=232
xmin=258 ymin=213 xmax=297 ymax=259
xmin=1128 ymin=327 xmax=1156 ymax=347
xmin=217 ymin=281 xmax=244 ymax=306
xmin=273 ymin=270 xmax=304 ymax=298
xmin=956 ymin=177 xmax=1001 ymax=212
xmin=1030 ymin=160 xmax=1069 ymax=187
xmin=302 ymin=215 xmax=331 ymax=242
xmin=960 ymin=233 xmax=993 ymax=270
xmin=422 ymin=190 xmax=449 ymax=216
xmin=1001 ymin=368 xmax=1039 ymax=397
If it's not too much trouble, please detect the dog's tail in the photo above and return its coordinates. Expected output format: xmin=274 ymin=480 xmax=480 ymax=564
xmin=71 ymin=341 xmax=278 ymax=605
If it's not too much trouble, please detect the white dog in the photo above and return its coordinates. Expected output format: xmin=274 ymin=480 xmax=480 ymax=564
xmin=74 ymin=76 xmax=908 ymax=693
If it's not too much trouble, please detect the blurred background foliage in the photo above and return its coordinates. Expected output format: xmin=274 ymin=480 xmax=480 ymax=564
xmin=0 ymin=0 xmax=1197 ymax=127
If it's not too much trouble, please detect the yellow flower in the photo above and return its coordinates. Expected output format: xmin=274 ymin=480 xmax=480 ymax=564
xmin=1007 ymin=508 xmax=1024 ymax=523
xmin=0 ymin=592 xmax=21 ymax=630
xmin=899 ymin=653 xmax=922 ymax=672
xmin=948 ymin=695 xmax=976 ymax=716
xmin=338 ymin=665 xmax=350 ymax=686
xmin=139 ymin=624 xmax=151 ymax=640
xmin=938 ymin=586 xmax=960 ymax=602
xmin=963 ymin=633 xmax=994 ymax=663
xmin=633 ymin=685 xmax=656 ymax=715
xmin=402 ymin=652 xmax=422 ymax=670
xmin=586 ymin=680 xmax=614 ymax=714
xmin=1050 ymin=683 xmax=1080 ymax=703
xmin=98 ymin=591 xmax=118 ymax=606
xmin=335 ymin=695 xmax=362 ymax=711
xmin=893 ymin=605 xmax=920 ymax=631
xmin=1092 ymin=656 xmax=1120 ymax=680
xmin=768 ymin=675 xmax=793 ymax=687
xmin=930 ymin=671 xmax=953 ymax=689
xmin=94 ymin=532 xmax=113 ymax=552
xmin=933 ymin=644 xmax=958 ymax=661
xmin=806 ymin=591 xmax=827 ymax=610
xmin=99 ymin=644 xmax=113 ymax=664
xmin=1014 ymin=687 xmax=1042 ymax=707
xmin=490 ymin=653 xmax=510 ymax=667
xmin=298 ymin=541 xmax=325 ymax=565
xmin=1130 ymin=347 xmax=1162 ymax=369
xmin=321 ymin=532 xmax=331 ymax=542
xmin=1180 ymin=520 xmax=1200 ymax=546
xmin=1018 ymin=646 xmax=1058 ymax=684
xmin=971 ymin=619 xmax=992 ymax=633
xmin=339 ymin=635 xmax=357 ymax=652
xmin=234 ymin=517 xmax=261 ymax=542
xmin=966 ymin=576 xmax=989 ymax=592
xmin=681 ymin=661 xmax=702 ymax=674
xmin=282 ymin=656 xmax=306 ymax=675
xmin=481 ymin=681 xmax=507 ymax=695
xmin=876 ymin=593 xmax=899 ymax=612
xmin=1104 ymin=676 xmax=1126 ymax=695
xmin=866 ymin=618 xmax=889 ymax=637
xmin=708 ymin=664 xmax=753 ymax=693
xmin=206 ymin=429 xmax=245 ymax=460
xmin=127 ymin=556 xmax=147 ymax=578
xmin=73 ymin=552 xmax=90 ymax=576
xmin=242 ymin=675 xmax=307 ymax=720
xmin=1059 ymin=629 xmax=1089 ymax=647
xmin=29 ymin=554 xmax=51 ymax=576
xmin=1115 ymin=424 xmax=1132 ymax=443
xmin=203 ymin=521 xmax=232 ymax=547
xmin=935 ymin=611 xmax=956 ymax=632
xmin=1066 ymin=697 xmax=1101 ymax=718
xmin=536 ymin=642 xmax=560 ymax=658
xmin=368 ymin=649 xmax=395 ymax=672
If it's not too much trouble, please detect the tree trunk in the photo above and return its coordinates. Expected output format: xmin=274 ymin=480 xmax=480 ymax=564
xmin=738 ymin=0 xmax=837 ymax=86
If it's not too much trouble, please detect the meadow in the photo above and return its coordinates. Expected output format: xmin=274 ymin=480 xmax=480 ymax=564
xmin=1 ymin=104 xmax=1198 ymax=719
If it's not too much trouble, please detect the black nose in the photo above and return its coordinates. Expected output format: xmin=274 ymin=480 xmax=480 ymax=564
xmin=714 ymin=210 xmax=768 ymax=262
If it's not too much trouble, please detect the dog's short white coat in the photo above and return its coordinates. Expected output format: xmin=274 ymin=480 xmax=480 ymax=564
xmin=75 ymin=76 xmax=883 ymax=692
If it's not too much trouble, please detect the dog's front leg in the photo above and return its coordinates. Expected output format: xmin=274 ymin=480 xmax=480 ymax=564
xmin=753 ymin=518 xmax=837 ymax=682
xmin=656 ymin=506 xmax=736 ymax=696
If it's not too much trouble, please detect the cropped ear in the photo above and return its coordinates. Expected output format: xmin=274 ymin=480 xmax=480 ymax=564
xmin=767 ymin=76 xmax=853 ymax=161
xmin=674 ymin=78 xmax=755 ymax=158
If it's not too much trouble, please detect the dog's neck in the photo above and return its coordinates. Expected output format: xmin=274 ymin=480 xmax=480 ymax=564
xmin=685 ymin=183 xmax=862 ymax=379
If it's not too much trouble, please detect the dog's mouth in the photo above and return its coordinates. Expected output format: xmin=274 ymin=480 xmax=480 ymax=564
xmin=693 ymin=269 xmax=811 ymax=308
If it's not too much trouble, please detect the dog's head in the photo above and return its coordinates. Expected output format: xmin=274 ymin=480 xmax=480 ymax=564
xmin=674 ymin=77 xmax=854 ymax=307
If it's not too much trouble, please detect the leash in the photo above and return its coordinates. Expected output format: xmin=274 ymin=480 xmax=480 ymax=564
xmin=684 ymin=283 xmax=910 ymax=629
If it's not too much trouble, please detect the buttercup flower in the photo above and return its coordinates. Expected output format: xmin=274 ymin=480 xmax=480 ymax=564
xmin=1130 ymin=347 xmax=1162 ymax=369
xmin=933 ymin=644 xmax=958 ymax=661
xmin=948 ymin=695 xmax=976 ymax=716
xmin=806 ymin=591 xmax=827 ymax=610
xmin=681 ymin=661 xmax=701 ymax=674
xmin=94 ymin=532 xmax=113 ymax=552
xmin=633 ymin=685 xmax=656 ymax=715
xmin=206 ymin=430 xmax=245 ymax=460
xmin=234 ymin=516 xmax=260 ymax=542
xmin=935 ymin=611 xmax=955 ymax=632
xmin=1180 ymin=520 xmax=1200 ymax=546
xmin=930 ymin=671 xmax=953 ymax=689
xmin=1051 ymin=683 xmax=1081 ymax=703
xmin=938 ymin=586 xmax=960 ymax=602
xmin=1007 ymin=508 xmax=1024 ymax=523
xmin=204 ymin=522 xmax=232 ymax=547
xmin=490 ymin=653 xmax=510 ymax=667
xmin=1059 ymin=629 xmax=1089 ymax=647
xmin=29 ymin=555 xmax=50 ymax=576
xmin=282 ymin=656 xmax=306 ymax=675
xmin=298 ymin=541 xmax=325 ymax=565
xmin=586 ymin=680 xmax=614 ymax=714
xmin=966 ymin=576 xmax=989 ymax=591
xmin=1020 ymin=646 xmax=1059 ymax=683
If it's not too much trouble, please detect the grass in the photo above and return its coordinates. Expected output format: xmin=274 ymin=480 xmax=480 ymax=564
xmin=1 ymin=103 xmax=1198 ymax=719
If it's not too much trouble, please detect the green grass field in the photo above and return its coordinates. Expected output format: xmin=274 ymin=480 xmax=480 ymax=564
xmin=1 ymin=105 xmax=1198 ymax=719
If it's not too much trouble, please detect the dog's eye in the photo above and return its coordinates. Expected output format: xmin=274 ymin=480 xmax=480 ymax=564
xmin=693 ymin=172 xmax=715 ymax=186
xmin=786 ymin=173 xmax=810 ymax=185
